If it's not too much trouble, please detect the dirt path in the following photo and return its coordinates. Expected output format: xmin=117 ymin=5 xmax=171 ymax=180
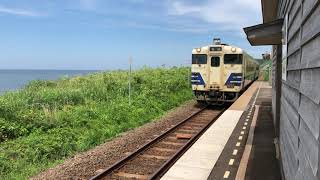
xmin=32 ymin=100 xmax=203 ymax=180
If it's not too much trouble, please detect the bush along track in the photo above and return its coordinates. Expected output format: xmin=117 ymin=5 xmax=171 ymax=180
xmin=0 ymin=67 xmax=193 ymax=179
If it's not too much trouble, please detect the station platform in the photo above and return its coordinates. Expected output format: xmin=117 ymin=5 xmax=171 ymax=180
xmin=161 ymin=81 xmax=281 ymax=180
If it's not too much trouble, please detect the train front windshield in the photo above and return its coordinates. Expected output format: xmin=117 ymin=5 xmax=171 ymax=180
xmin=192 ymin=54 xmax=207 ymax=64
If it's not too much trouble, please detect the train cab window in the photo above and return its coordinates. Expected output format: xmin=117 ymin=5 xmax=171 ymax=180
xmin=192 ymin=54 xmax=207 ymax=64
xmin=211 ymin=57 xmax=220 ymax=67
xmin=224 ymin=54 xmax=243 ymax=64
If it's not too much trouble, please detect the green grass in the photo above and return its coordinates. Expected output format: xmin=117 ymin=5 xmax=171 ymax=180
xmin=259 ymin=60 xmax=272 ymax=81
xmin=0 ymin=67 xmax=193 ymax=179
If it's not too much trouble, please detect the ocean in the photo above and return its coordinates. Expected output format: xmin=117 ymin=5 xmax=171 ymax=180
xmin=0 ymin=69 xmax=98 ymax=94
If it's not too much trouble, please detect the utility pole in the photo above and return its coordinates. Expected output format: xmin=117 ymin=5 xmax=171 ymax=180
xmin=129 ymin=56 xmax=132 ymax=105
xmin=185 ymin=59 xmax=191 ymax=87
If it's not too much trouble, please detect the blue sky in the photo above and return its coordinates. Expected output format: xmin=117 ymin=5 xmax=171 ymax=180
xmin=0 ymin=0 xmax=270 ymax=70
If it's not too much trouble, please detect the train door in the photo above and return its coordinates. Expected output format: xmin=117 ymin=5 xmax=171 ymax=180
xmin=209 ymin=56 xmax=221 ymax=87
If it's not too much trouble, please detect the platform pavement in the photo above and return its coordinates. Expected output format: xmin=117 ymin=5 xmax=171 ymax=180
xmin=237 ymin=84 xmax=281 ymax=180
xmin=161 ymin=81 xmax=280 ymax=180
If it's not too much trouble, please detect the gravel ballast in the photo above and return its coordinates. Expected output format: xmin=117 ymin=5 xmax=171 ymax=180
xmin=32 ymin=100 xmax=203 ymax=179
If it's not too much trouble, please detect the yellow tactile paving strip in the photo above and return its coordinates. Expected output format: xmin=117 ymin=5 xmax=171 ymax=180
xmin=229 ymin=82 xmax=261 ymax=111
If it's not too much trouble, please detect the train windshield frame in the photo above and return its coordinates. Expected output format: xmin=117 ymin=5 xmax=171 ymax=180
xmin=192 ymin=54 xmax=207 ymax=64
xmin=224 ymin=54 xmax=243 ymax=64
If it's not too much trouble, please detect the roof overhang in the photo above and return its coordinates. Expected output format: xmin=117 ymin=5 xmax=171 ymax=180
xmin=243 ymin=19 xmax=283 ymax=46
xmin=261 ymin=0 xmax=278 ymax=23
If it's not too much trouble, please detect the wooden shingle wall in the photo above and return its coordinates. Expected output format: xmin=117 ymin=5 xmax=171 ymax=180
xmin=276 ymin=0 xmax=320 ymax=179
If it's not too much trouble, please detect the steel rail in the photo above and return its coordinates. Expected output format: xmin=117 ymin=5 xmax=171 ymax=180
xmin=150 ymin=109 xmax=225 ymax=179
xmin=90 ymin=106 xmax=210 ymax=180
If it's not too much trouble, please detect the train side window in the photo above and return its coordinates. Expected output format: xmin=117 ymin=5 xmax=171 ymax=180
xmin=211 ymin=57 xmax=220 ymax=67
xmin=224 ymin=54 xmax=243 ymax=64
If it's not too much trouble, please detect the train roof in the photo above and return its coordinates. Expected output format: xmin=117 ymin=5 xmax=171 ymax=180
xmin=192 ymin=43 xmax=259 ymax=64
xmin=192 ymin=44 xmax=244 ymax=54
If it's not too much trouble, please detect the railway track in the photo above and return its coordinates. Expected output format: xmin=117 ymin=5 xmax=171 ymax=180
xmin=90 ymin=106 xmax=225 ymax=180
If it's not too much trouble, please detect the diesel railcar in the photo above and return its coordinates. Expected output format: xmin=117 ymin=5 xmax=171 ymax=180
xmin=191 ymin=38 xmax=259 ymax=104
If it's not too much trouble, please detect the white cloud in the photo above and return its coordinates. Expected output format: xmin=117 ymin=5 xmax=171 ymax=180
xmin=0 ymin=5 xmax=42 ymax=17
xmin=168 ymin=1 xmax=202 ymax=15
xmin=165 ymin=0 xmax=269 ymax=58
xmin=167 ymin=0 xmax=262 ymax=31
xmin=63 ymin=0 xmax=262 ymax=36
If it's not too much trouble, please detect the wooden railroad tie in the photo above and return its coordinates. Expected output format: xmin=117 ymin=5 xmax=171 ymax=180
xmin=140 ymin=154 xmax=169 ymax=160
xmin=152 ymin=147 xmax=176 ymax=152
xmin=176 ymin=133 xmax=193 ymax=139
xmin=116 ymin=172 xmax=149 ymax=180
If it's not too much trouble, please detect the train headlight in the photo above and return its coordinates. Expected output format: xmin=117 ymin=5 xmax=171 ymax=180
xmin=196 ymin=48 xmax=201 ymax=52
xmin=231 ymin=47 xmax=236 ymax=52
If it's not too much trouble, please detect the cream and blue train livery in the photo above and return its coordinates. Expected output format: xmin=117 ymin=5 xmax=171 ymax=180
xmin=191 ymin=38 xmax=259 ymax=104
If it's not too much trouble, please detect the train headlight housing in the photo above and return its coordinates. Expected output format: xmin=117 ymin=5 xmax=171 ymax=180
xmin=196 ymin=48 xmax=201 ymax=52
xmin=231 ymin=47 xmax=237 ymax=52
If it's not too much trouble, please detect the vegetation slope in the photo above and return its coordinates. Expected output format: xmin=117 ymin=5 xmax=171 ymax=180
xmin=0 ymin=67 xmax=193 ymax=179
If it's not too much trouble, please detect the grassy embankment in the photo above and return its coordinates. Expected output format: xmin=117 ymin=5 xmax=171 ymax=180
xmin=259 ymin=60 xmax=272 ymax=81
xmin=0 ymin=67 xmax=193 ymax=179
